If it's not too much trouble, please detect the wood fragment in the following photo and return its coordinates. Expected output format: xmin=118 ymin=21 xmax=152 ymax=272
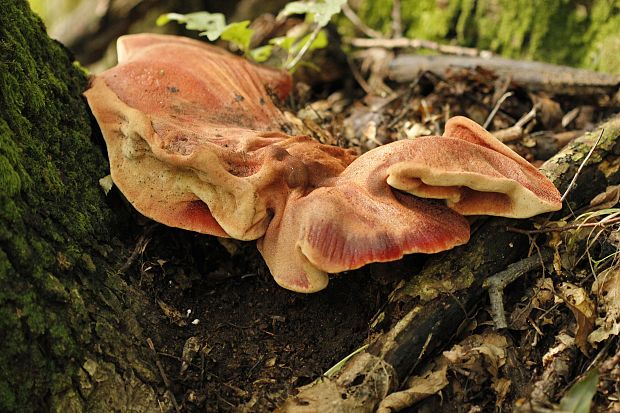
xmin=484 ymin=250 xmax=553 ymax=329
xmin=484 ymin=91 xmax=513 ymax=129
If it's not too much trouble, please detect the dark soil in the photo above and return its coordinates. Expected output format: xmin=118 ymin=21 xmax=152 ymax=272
xmin=133 ymin=225 xmax=396 ymax=411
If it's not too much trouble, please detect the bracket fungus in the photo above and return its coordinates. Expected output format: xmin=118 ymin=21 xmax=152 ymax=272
xmin=85 ymin=34 xmax=562 ymax=293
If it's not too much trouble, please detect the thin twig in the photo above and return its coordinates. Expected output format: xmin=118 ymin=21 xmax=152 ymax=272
xmin=386 ymin=72 xmax=427 ymax=128
xmin=347 ymin=37 xmax=493 ymax=57
xmin=391 ymin=0 xmax=402 ymax=38
xmin=561 ymin=128 xmax=605 ymax=202
xmin=507 ymin=216 xmax=620 ymax=235
xmin=483 ymin=91 xmax=513 ymax=129
xmin=147 ymin=338 xmax=181 ymax=413
xmin=346 ymin=55 xmax=374 ymax=95
xmin=341 ymin=3 xmax=384 ymax=39
xmin=492 ymin=104 xmax=538 ymax=142
xmin=117 ymin=224 xmax=157 ymax=275
xmin=286 ymin=24 xmax=322 ymax=71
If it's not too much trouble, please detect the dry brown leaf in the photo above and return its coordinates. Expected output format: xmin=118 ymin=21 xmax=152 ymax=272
xmin=557 ymin=282 xmax=596 ymax=354
xmin=433 ymin=333 xmax=511 ymax=410
xmin=492 ymin=377 xmax=512 ymax=409
xmin=588 ymin=184 xmax=620 ymax=211
xmin=180 ymin=336 xmax=202 ymax=375
xmin=472 ymin=341 xmax=507 ymax=377
xmin=532 ymin=278 xmax=556 ymax=309
xmin=443 ymin=333 xmax=508 ymax=380
xmin=542 ymin=332 xmax=575 ymax=367
xmin=156 ymin=299 xmax=187 ymax=327
xmin=376 ymin=364 xmax=449 ymax=413
xmin=531 ymin=93 xmax=563 ymax=128
xmin=510 ymin=277 xmax=555 ymax=330
xmin=549 ymin=230 xmax=564 ymax=274
xmin=588 ymin=264 xmax=620 ymax=344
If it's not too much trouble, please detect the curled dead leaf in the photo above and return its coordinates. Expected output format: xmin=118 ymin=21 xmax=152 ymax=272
xmin=587 ymin=184 xmax=620 ymax=211
xmin=492 ymin=377 xmax=512 ymax=410
xmin=588 ymin=264 xmax=620 ymax=344
xmin=443 ymin=333 xmax=509 ymax=382
xmin=542 ymin=332 xmax=575 ymax=367
xmin=557 ymin=282 xmax=595 ymax=354
xmin=376 ymin=365 xmax=449 ymax=413
xmin=180 ymin=336 xmax=202 ymax=375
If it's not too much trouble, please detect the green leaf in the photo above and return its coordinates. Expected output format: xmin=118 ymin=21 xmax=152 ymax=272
xmin=155 ymin=13 xmax=173 ymax=26
xmin=290 ymin=29 xmax=328 ymax=55
xmin=278 ymin=0 xmax=346 ymax=27
xmin=269 ymin=36 xmax=297 ymax=52
xmin=323 ymin=344 xmax=368 ymax=378
xmin=157 ymin=12 xmax=227 ymax=41
xmin=559 ymin=369 xmax=599 ymax=413
xmin=249 ymin=45 xmax=274 ymax=62
xmin=220 ymin=21 xmax=254 ymax=53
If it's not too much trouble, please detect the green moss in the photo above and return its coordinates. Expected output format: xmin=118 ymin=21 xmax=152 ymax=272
xmin=352 ymin=0 xmax=620 ymax=74
xmin=0 ymin=1 xmax=116 ymax=411
xmin=585 ymin=1 xmax=620 ymax=73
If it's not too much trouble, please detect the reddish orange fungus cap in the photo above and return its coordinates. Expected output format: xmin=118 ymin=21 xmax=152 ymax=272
xmin=86 ymin=34 xmax=561 ymax=293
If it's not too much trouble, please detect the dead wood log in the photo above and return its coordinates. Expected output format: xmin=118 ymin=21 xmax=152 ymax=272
xmin=388 ymin=54 xmax=620 ymax=96
xmin=277 ymin=116 xmax=620 ymax=412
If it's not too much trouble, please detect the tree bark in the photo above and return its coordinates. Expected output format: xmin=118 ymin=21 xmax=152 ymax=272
xmin=278 ymin=118 xmax=620 ymax=412
xmin=0 ymin=2 xmax=165 ymax=411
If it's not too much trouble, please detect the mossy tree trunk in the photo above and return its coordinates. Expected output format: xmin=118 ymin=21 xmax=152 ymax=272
xmin=0 ymin=1 xmax=163 ymax=411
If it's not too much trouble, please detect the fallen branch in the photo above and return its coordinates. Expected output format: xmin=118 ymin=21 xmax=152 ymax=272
xmin=348 ymin=37 xmax=492 ymax=57
xmin=388 ymin=54 xmax=620 ymax=96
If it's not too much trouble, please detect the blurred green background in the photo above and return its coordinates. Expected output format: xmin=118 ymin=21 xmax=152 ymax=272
xmin=29 ymin=0 xmax=620 ymax=74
